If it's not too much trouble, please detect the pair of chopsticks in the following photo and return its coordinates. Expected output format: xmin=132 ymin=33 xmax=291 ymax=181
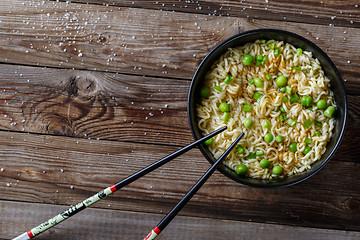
xmin=14 ymin=126 xmax=244 ymax=240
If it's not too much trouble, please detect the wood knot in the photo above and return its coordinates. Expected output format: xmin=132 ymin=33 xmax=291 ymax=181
xmin=75 ymin=75 xmax=98 ymax=96
xmin=345 ymin=197 xmax=360 ymax=211
xmin=66 ymin=74 xmax=100 ymax=97
xmin=98 ymin=35 xmax=107 ymax=43
xmin=46 ymin=118 xmax=73 ymax=136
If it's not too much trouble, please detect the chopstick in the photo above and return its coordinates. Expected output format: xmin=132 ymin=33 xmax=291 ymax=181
xmin=144 ymin=132 xmax=245 ymax=240
xmin=13 ymin=126 xmax=227 ymax=240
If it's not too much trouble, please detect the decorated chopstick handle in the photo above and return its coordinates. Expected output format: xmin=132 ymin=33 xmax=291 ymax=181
xmin=143 ymin=132 xmax=244 ymax=240
xmin=14 ymin=127 xmax=227 ymax=239
xmin=144 ymin=226 xmax=161 ymax=240
xmin=13 ymin=185 xmax=117 ymax=240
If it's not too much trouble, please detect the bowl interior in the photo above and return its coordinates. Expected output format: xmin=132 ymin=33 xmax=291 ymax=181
xmin=188 ymin=29 xmax=347 ymax=187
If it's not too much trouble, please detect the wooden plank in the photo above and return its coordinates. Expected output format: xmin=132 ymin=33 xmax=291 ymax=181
xmin=2 ymin=200 xmax=360 ymax=240
xmin=0 ymin=64 xmax=358 ymax=156
xmin=0 ymin=131 xmax=359 ymax=231
xmin=0 ymin=0 xmax=359 ymax=90
xmin=0 ymin=64 xmax=190 ymax=146
xmin=69 ymin=0 xmax=360 ymax=28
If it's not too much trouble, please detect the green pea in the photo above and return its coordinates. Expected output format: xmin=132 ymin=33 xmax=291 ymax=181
xmin=260 ymin=159 xmax=271 ymax=168
xmin=200 ymin=86 xmax=210 ymax=98
xmin=219 ymin=102 xmax=230 ymax=112
xmin=276 ymin=75 xmax=287 ymax=87
xmin=296 ymin=48 xmax=303 ymax=55
xmin=243 ymin=118 xmax=254 ymax=128
xmin=204 ymin=138 xmax=214 ymax=146
xmin=243 ymin=54 xmax=254 ymax=66
xmin=275 ymin=135 xmax=284 ymax=143
xmin=301 ymin=96 xmax=313 ymax=107
xmin=254 ymin=78 xmax=264 ymax=88
xmin=255 ymin=56 xmax=267 ymax=66
xmin=253 ymin=92 xmax=262 ymax=100
xmin=264 ymin=133 xmax=274 ymax=143
xmin=236 ymin=164 xmax=248 ymax=176
xmin=272 ymin=165 xmax=283 ymax=175
xmin=316 ymin=99 xmax=327 ymax=109
xmin=324 ymin=106 xmax=336 ymax=118
xmin=255 ymin=56 xmax=263 ymax=66
xmin=243 ymin=104 xmax=251 ymax=112
xmin=289 ymin=143 xmax=297 ymax=152
xmin=262 ymin=119 xmax=271 ymax=129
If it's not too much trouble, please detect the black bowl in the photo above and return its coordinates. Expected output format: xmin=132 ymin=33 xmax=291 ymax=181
xmin=187 ymin=29 xmax=347 ymax=187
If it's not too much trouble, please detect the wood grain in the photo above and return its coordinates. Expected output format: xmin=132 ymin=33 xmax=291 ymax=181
xmin=0 ymin=1 xmax=359 ymax=238
xmin=0 ymin=64 xmax=357 ymax=160
xmin=69 ymin=0 xmax=360 ymax=28
xmin=0 ymin=0 xmax=359 ymax=91
xmin=2 ymin=201 xmax=360 ymax=240
xmin=0 ymin=131 xmax=359 ymax=231
xmin=0 ymin=64 xmax=190 ymax=146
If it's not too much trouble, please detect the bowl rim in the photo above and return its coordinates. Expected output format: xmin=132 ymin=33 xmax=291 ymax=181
xmin=187 ymin=28 xmax=348 ymax=188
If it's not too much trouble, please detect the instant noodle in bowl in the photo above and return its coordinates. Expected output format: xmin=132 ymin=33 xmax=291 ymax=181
xmin=196 ymin=39 xmax=337 ymax=180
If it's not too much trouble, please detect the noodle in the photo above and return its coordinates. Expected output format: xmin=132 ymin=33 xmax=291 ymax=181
xmin=196 ymin=40 xmax=335 ymax=179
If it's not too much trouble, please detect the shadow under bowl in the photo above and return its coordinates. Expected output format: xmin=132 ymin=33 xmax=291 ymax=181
xmin=187 ymin=29 xmax=347 ymax=187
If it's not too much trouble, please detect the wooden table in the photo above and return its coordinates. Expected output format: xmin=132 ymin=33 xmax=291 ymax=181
xmin=0 ymin=1 xmax=359 ymax=239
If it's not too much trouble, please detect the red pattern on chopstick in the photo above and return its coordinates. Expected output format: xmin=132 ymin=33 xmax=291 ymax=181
xmin=110 ymin=184 xmax=116 ymax=192
xmin=153 ymin=226 xmax=161 ymax=234
xmin=144 ymin=227 xmax=161 ymax=240
xmin=27 ymin=230 xmax=34 ymax=238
